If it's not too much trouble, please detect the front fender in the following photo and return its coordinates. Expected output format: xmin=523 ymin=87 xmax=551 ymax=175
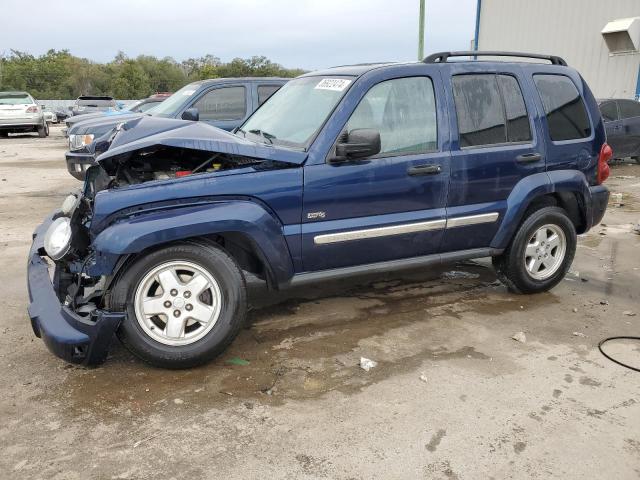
xmin=90 ymin=201 xmax=294 ymax=285
xmin=490 ymin=170 xmax=591 ymax=249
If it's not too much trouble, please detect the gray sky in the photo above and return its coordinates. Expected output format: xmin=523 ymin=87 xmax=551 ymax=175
xmin=1 ymin=0 xmax=478 ymax=70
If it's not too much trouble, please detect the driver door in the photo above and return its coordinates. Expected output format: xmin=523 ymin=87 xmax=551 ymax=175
xmin=301 ymin=73 xmax=450 ymax=272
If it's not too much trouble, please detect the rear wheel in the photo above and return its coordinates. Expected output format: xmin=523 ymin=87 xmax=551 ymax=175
xmin=37 ymin=121 xmax=49 ymax=138
xmin=110 ymin=242 xmax=247 ymax=368
xmin=633 ymin=156 xmax=640 ymax=165
xmin=0 ymin=131 xmax=8 ymax=138
xmin=492 ymin=206 xmax=576 ymax=294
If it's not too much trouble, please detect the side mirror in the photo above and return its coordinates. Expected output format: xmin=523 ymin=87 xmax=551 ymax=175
xmin=181 ymin=108 xmax=199 ymax=122
xmin=332 ymin=128 xmax=381 ymax=162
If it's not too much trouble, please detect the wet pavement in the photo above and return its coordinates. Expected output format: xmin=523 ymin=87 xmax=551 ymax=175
xmin=1 ymin=126 xmax=639 ymax=479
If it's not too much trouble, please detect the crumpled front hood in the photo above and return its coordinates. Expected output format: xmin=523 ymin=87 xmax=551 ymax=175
xmin=96 ymin=116 xmax=307 ymax=174
xmin=68 ymin=112 xmax=143 ymax=134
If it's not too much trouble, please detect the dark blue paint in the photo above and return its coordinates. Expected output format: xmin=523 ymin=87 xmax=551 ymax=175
xmin=29 ymin=59 xmax=610 ymax=365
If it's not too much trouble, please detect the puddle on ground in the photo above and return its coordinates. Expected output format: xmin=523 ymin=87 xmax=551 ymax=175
xmin=51 ymin=261 xmax=558 ymax=420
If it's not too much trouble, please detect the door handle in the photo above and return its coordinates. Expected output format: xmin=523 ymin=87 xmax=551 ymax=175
xmin=407 ymin=164 xmax=442 ymax=176
xmin=516 ymin=153 xmax=543 ymax=164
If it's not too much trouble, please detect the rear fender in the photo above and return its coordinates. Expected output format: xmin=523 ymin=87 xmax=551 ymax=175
xmin=490 ymin=170 xmax=591 ymax=249
xmin=89 ymin=200 xmax=294 ymax=285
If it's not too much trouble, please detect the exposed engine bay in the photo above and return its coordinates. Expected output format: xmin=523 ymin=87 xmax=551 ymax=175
xmin=98 ymin=146 xmax=268 ymax=190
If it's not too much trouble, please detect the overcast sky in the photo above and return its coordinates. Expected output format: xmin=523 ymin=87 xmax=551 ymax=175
xmin=1 ymin=0 xmax=477 ymax=70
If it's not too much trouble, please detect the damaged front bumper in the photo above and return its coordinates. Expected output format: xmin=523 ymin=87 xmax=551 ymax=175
xmin=66 ymin=151 xmax=96 ymax=180
xmin=27 ymin=214 xmax=124 ymax=365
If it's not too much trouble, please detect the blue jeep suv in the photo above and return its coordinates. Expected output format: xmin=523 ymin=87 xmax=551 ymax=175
xmin=27 ymin=51 xmax=611 ymax=368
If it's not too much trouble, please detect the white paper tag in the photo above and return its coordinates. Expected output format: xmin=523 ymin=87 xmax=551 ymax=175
xmin=182 ymin=89 xmax=196 ymax=96
xmin=315 ymin=78 xmax=352 ymax=92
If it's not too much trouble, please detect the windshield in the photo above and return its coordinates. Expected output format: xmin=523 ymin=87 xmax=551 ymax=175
xmin=0 ymin=93 xmax=33 ymax=105
xmin=239 ymin=76 xmax=354 ymax=148
xmin=146 ymin=83 xmax=201 ymax=117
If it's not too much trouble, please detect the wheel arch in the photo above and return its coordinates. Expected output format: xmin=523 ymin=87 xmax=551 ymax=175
xmin=491 ymin=170 xmax=592 ymax=249
xmin=93 ymin=201 xmax=294 ymax=289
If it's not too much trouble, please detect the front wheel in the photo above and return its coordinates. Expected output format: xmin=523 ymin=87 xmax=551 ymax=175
xmin=492 ymin=206 xmax=576 ymax=294
xmin=633 ymin=156 xmax=640 ymax=165
xmin=109 ymin=241 xmax=247 ymax=368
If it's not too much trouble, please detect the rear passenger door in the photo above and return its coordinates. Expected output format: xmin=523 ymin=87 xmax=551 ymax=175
xmin=443 ymin=68 xmax=544 ymax=252
xmin=599 ymin=100 xmax=625 ymax=157
xmin=189 ymin=85 xmax=249 ymax=131
xmin=617 ymin=100 xmax=640 ymax=158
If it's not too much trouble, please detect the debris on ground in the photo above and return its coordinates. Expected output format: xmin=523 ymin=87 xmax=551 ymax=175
xmin=611 ymin=192 xmax=624 ymax=207
xmin=226 ymin=357 xmax=250 ymax=366
xmin=600 ymin=300 xmax=609 ymax=306
xmin=634 ymin=222 xmax=640 ymax=235
xmin=173 ymin=398 xmax=184 ymax=405
xmin=512 ymin=332 xmax=527 ymax=343
xmin=441 ymin=271 xmax=480 ymax=280
xmin=419 ymin=374 xmax=428 ymax=383
xmin=572 ymin=308 xmax=578 ymax=313
xmin=623 ymin=311 xmax=636 ymax=317
xmin=359 ymin=357 xmax=378 ymax=371
xmin=572 ymin=332 xmax=587 ymax=337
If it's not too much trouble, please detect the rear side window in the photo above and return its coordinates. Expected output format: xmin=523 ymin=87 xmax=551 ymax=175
xmin=618 ymin=100 xmax=640 ymax=119
xmin=599 ymin=101 xmax=618 ymax=122
xmin=193 ymin=86 xmax=246 ymax=121
xmin=533 ymin=74 xmax=591 ymax=141
xmin=345 ymin=76 xmax=437 ymax=156
xmin=498 ymin=75 xmax=532 ymax=143
xmin=257 ymin=85 xmax=281 ymax=106
xmin=452 ymin=74 xmax=531 ymax=148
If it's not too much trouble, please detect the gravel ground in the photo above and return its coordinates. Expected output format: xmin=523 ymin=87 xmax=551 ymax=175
xmin=1 ymin=125 xmax=639 ymax=480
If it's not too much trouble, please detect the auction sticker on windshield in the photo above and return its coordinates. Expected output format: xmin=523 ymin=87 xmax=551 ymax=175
xmin=315 ymin=78 xmax=352 ymax=91
xmin=182 ymin=90 xmax=196 ymax=96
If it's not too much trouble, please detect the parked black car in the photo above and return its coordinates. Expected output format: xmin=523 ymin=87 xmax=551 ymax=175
xmin=598 ymin=98 xmax=640 ymax=163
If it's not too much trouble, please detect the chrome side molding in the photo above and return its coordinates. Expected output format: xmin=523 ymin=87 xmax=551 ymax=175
xmin=313 ymin=212 xmax=499 ymax=245
xmin=314 ymin=219 xmax=446 ymax=245
xmin=446 ymin=212 xmax=499 ymax=228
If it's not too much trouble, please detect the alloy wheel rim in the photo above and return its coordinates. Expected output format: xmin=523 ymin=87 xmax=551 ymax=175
xmin=134 ymin=261 xmax=222 ymax=346
xmin=524 ymin=224 xmax=566 ymax=280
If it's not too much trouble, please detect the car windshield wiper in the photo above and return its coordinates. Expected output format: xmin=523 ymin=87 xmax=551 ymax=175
xmin=248 ymin=128 xmax=276 ymax=145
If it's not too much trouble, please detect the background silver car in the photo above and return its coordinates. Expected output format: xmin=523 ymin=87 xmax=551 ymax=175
xmin=0 ymin=91 xmax=49 ymax=137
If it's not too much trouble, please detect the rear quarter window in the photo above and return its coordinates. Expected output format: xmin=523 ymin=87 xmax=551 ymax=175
xmin=533 ymin=74 xmax=591 ymax=141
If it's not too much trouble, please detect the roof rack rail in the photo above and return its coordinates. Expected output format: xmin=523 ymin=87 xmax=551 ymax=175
xmin=423 ymin=51 xmax=567 ymax=66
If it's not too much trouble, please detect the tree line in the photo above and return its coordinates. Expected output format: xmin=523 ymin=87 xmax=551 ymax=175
xmin=0 ymin=49 xmax=306 ymax=99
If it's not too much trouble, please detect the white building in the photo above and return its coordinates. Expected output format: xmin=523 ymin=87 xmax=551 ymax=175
xmin=474 ymin=0 xmax=640 ymax=99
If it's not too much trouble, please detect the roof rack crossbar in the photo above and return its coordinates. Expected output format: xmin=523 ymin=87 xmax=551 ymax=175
xmin=423 ymin=51 xmax=567 ymax=66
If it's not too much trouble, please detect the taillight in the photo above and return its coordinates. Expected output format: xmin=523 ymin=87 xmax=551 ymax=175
xmin=26 ymin=105 xmax=38 ymax=113
xmin=597 ymin=143 xmax=612 ymax=184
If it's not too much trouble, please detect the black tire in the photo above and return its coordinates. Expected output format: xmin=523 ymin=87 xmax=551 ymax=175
xmin=37 ymin=121 xmax=48 ymax=138
xmin=492 ymin=206 xmax=576 ymax=294
xmin=109 ymin=241 xmax=247 ymax=368
xmin=633 ymin=156 xmax=640 ymax=165
xmin=0 ymin=131 xmax=8 ymax=138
